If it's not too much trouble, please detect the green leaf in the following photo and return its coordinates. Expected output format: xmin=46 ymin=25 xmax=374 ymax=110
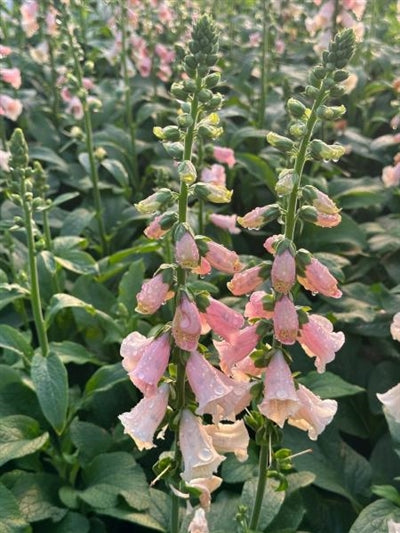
xmin=0 ymin=482 xmax=30 ymax=532
xmin=240 ymin=478 xmax=285 ymax=530
xmin=236 ymin=152 xmax=276 ymax=193
xmin=31 ymin=352 xmax=68 ymax=434
xmin=0 ymin=325 xmax=33 ymax=358
xmin=207 ymin=491 xmax=241 ymax=532
xmin=267 ymin=492 xmax=306 ymax=533
xmin=83 ymin=363 xmax=126 ymax=400
xmin=285 ymin=471 xmax=316 ymax=496
xmin=349 ymin=499 xmax=400 ymax=533
xmin=0 ymin=415 xmax=49 ymax=467
xmin=298 ymin=371 xmax=364 ymax=399
xmin=79 ymin=452 xmax=150 ymax=511
xmin=54 ymin=250 xmax=97 ymax=275
xmin=29 ymin=146 xmax=68 ymax=171
xmin=283 ymin=426 xmax=371 ymax=507
xmin=117 ymin=260 xmax=145 ymax=312
xmin=330 ymin=177 xmax=387 ymax=210
xmin=51 ymin=192 xmax=80 ymax=207
xmin=230 ymin=127 xmax=268 ymax=149
xmin=6 ymin=472 xmax=66 ymax=523
xmin=148 ymin=489 xmax=170 ymax=532
xmin=96 ymin=505 xmax=165 ymax=531
xmin=60 ymin=208 xmax=95 ymax=236
xmin=372 ymin=485 xmax=400 ymax=506
xmin=0 ymin=284 xmax=30 ymax=311
xmin=50 ymin=511 xmax=90 ymax=533
xmin=221 ymin=442 xmax=258 ymax=483
xmin=69 ymin=420 xmax=112 ymax=465
xmin=101 ymin=159 xmax=129 ymax=188
xmin=45 ymin=294 xmax=95 ymax=329
xmin=49 ymin=341 xmax=102 ymax=366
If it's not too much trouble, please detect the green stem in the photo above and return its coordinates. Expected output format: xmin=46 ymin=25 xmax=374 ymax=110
xmin=42 ymin=208 xmax=62 ymax=294
xmin=21 ymin=179 xmax=49 ymax=358
xmin=248 ymin=443 xmax=268 ymax=531
xmin=120 ymin=0 xmax=139 ymax=192
xmin=257 ymin=0 xmax=269 ymax=129
xmin=284 ymin=89 xmax=327 ymax=240
xmin=65 ymin=22 xmax=108 ymax=255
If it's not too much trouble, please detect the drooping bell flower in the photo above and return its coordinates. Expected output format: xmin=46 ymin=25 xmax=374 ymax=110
xmin=187 ymin=477 xmax=222 ymax=511
xmin=198 ymin=239 xmax=243 ymax=274
xmin=0 ymin=68 xmax=22 ymax=90
xmin=263 ymin=234 xmax=282 ymax=255
xmin=172 ymin=292 xmax=202 ymax=351
xmin=271 ymin=246 xmax=296 ymax=294
xmin=209 ymin=213 xmax=241 ymax=234
xmin=297 ymin=254 xmax=342 ymax=298
xmin=213 ymin=146 xmax=236 ymax=168
xmin=188 ymin=508 xmax=210 ymax=533
xmin=0 ymin=95 xmax=23 ymax=122
xmin=227 ymin=264 xmax=268 ymax=296
xmin=273 ymin=295 xmax=299 ymax=345
xmin=197 ymin=293 xmax=244 ymax=342
xmin=174 ymin=224 xmax=200 ymax=269
xmin=214 ymin=324 xmax=260 ymax=375
xmin=244 ymin=291 xmax=274 ymax=321
xmin=302 ymin=185 xmax=342 ymax=228
xmin=237 ymin=204 xmax=280 ymax=230
xmin=205 ymin=420 xmax=250 ymax=462
xmin=20 ymin=0 xmax=39 ymax=37
xmin=136 ymin=270 xmax=174 ymax=315
xmin=128 ymin=332 xmax=171 ymax=396
xmin=179 ymin=409 xmax=225 ymax=482
xmin=288 ymin=384 xmax=337 ymax=440
xmin=192 ymin=257 xmax=212 ymax=276
xmin=258 ymin=350 xmax=299 ymax=428
xmin=144 ymin=211 xmax=178 ymax=239
xmin=120 ymin=331 xmax=151 ymax=373
xmin=297 ymin=314 xmax=345 ymax=373
xmin=231 ymin=354 xmax=264 ymax=382
xmin=186 ymin=351 xmax=251 ymax=421
xmin=118 ymin=383 xmax=169 ymax=450
xmin=390 ymin=312 xmax=400 ymax=342
xmin=377 ymin=383 xmax=400 ymax=423
xmin=201 ymin=164 xmax=226 ymax=186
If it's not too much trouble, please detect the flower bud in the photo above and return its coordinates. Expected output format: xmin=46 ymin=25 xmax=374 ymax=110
xmin=174 ymin=224 xmax=200 ymax=269
xmin=237 ymin=204 xmax=280 ymax=230
xmin=308 ymin=140 xmax=345 ymax=162
xmin=316 ymin=105 xmax=346 ymax=121
xmin=164 ymin=142 xmax=184 ymax=159
xmin=289 ymin=122 xmax=306 ymax=138
xmin=304 ymin=85 xmax=319 ymax=98
xmin=193 ymin=182 xmax=232 ymax=203
xmin=178 ymin=160 xmax=197 ymax=184
xmin=162 ymin=126 xmax=181 ymax=142
xmin=298 ymin=205 xmax=319 ymax=224
xmin=170 ymin=82 xmax=187 ymax=99
xmin=177 ymin=113 xmax=194 ymax=128
xmin=275 ymin=169 xmax=297 ymax=195
xmin=134 ymin=188 xmax=173 ymax=215
xmin=198 ymin=88 xmax=213 ymax=103
xmin=204 ymin=72 xmax=221 ymax=88
xmin=266 ymin=132 xmax=294 ymax=152
xmin=287 ymin=98 xmax=307 ymax=118
xmin=333 ymin=70 xmax=349 ymax=82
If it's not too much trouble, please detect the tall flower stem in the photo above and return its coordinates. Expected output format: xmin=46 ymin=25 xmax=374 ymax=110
xmin=248 ymin=442 xmax=268 ymax=531
xmin=170 ymin=74 xmax=201 ymax=533
xmin=284 ymin=89 xmax=327 ymax=240
xmin=64 ymin=17 xmax=108 ymax=255
xmin=257 ymin=0 xmax=270 ymax=129
xmin=119 ymin=0 xmax=139 ymax=193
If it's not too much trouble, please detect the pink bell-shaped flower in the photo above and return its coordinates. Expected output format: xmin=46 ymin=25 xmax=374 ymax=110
xmin=179 ymin=409 xmax=225 ymax=482
xmin=390 ymin=312 xmax=400 ymax=342
xmin=244 ymin=291 xmax=274 ymax=321
xmin=128 ymin=332 xmax=171 ymax=396
xmin=120 ymin=331 xmax=151 ymax=373
xmin=213 ymin=146 xmax=236 ymax=168
xmin=227 ymin=265 xmax=265 ymax=296
xmin=271 ymin=248 xmax=296 ymax=294
xmin=203 ymin=240 xmax=243 ymax=274
xmin=175 ymin=226 xmax=200 ymax=269
xmin=214 ymin=324 xmax=260 ymax=375
xmin=187 ymin=477 xmax=222 ymax=511
xmin=258 ymin=350 xmax=299 ymax=428
xmin=186 ymin=351 xmax=251 ymax=421
xmin=377 ymin=383 xmax=400 ymax=423
xmin=118 ymin=383 xmax=169 ymax=450
xmin=209 ymin=213 xmax=241 ymax=234
xmin=188 ymin=508 xmax=210 ymax=533
xmin=297 ymin=257 xmax=342 ymax=298
xmin=172 ymin=293 xmax=202 ymax=351
xmin=198 ymin=295 xmax=244 ymax=343
xmin=273 ymin=295 xmax=299 ymax=345
xmin=288 ymin=384 xmax=338 ymax=440
xmin=136 ymin=271 xmax=173 ymax=315
xmin=205 ymin=420 xmax=250 ymax=462
xmin=297 ymin=314 xmax=345 ymax=373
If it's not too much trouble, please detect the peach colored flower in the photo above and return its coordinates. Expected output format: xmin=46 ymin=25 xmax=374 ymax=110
xmin=227 ymin=264 xmax=265 ymax=296
xmin=377 ymin=383 xmax=400 ymax=423
xmin=136 ymin=272 xmax=173 ymax=315
xmin=200 ymin=296 xmax=244 ymax=343
xmin=1 ymin=68 xmax=22 ymax=90
xmin=213 ymin=146 xmax=236 ymax=168
xmin=244 ymin=290 xmax=274 ymax=321
xmin=388 ymin=519 xmax=400 ymax=533
xmin=258 ymin=350 xmax=299 ymax=427
xmin=391 ymin=312 xmax=400 ymax=342
xmin=187 ymin=478 xmax=221 ymax=511
xmin=297 ymin=257 xmax=342 ymax=298
xmin=297 ymin=314 xmax=345 ymax=373
xmin=0 ymin=95 xmax=23 ymax=121
xmin=288 ymin=384 xmax=337 ymax=440
xmin=271 ymin=248 xmax=296 ymax=294
xmin=128 ymin=333 xmax=171 ymax=396
xmin=209 ymin=213 xmax=241 ymax=234
xmin=205 ymin=420 xmax=250 ymax=462
xmin=118 ymin=383 xmax=169 ymax=450
xmin=382 ymin=163 xmax=400 ymax=187
xmin=120 ymin=331 xmax=151 ymax=374
xmin=186 ymin=351 xmax=251 ymax=422
xmin=175 ymin=229 xmax=200 ymax=269
xmin=204 ymin=241 xmax=243 ymax=274
xmin=214 ymin=324 xmax=260 ymax=375
xmin=273 ymin=295 xmax=299 ymax=345
xmin=263 ymin=234 xmax=282 ymax=255
xmin=21 ymin=0 xmax=39 ymax=37
xmin=201 ymin=164 xmax=226 ymax=187
xmin=179 ymin=409 xmax=225 ymax=482
xmin=172 ymin=293 xmax=202 ymax=351
xmin=188 ymin=508 xmax=209 ymax=533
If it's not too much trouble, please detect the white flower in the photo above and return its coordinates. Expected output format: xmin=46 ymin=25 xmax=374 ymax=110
xmin=390 ymin=312 xmax=400 ymax=342
xmin=377 ymin=383 xmax=400 ymax=423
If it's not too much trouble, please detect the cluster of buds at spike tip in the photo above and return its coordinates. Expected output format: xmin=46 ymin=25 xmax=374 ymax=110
xmin=184 ymin=14 xmax=219 ymax=77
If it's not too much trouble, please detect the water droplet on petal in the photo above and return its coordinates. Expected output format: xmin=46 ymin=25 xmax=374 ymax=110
xmin=199 ymin=448 xmax=213 ymax=461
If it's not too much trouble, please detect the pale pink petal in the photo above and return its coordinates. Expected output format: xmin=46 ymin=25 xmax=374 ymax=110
xmin=377 ymin=383 xmax=400 ymax=423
